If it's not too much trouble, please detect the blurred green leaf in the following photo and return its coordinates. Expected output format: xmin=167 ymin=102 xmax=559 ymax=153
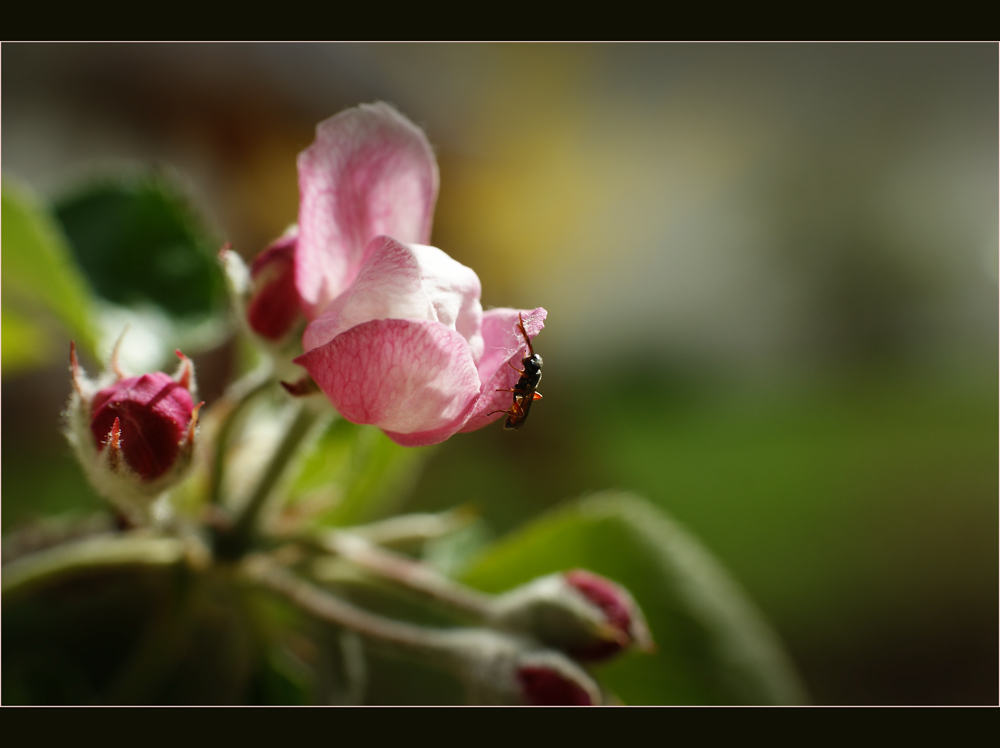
xmin=54 ymin=170 xmax=225 ymax=320
xmin=461 ymin=491 xmax=807 ymax=705
xmin=1 ymin=310 xmax=55 ymax=372
xmin=1 ymin=179 xmax=99 ymax=370
xmin=1 ymin=450 xmax=107 ymax=535
xmin=52 ymin=170 xmax=230 ymax=368
xmin=291 ymin=418 xmax=432 ymax=528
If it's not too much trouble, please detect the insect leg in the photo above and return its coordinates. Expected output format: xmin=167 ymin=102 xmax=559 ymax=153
xmin=495 ymin=385 xmax=530 ymax=395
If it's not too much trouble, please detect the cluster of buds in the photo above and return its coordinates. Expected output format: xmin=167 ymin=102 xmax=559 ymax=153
xmin=65 ymin=339 xmax=202 ymax=522
xmin=249 ymin=552 xmax=646 ymax=706
xmin=55 ymin=103 xmax=654 ymax=705
xmin=320 ymin=533 xmax=652 ymax=704
xmin=469 ymin=570 xmax=653 ymax=704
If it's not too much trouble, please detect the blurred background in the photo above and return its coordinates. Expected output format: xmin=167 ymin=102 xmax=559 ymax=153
xmin=2 ymin=43 xmax=996 ymax=704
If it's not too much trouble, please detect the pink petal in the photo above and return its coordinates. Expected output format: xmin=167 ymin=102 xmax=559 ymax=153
xmin=301 ymin=237 xmax=483 ymax=358
xmin=247 ymin=230 xmax=300 ymax=341
xmin=296 ymin=103 xmax=439 ymax=318
xmin=296 ymin=318 xmax=481 ymax=442
xmin=460 ymin=307 xmax=547 ymax=433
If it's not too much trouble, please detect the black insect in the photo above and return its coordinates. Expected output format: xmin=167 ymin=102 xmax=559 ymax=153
xmin=489 ymin=313 xmax=543 ymax=430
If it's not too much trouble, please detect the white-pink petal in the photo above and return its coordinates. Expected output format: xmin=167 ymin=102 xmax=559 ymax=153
xmin=409 ymin=244 xmax=484 ymax=364
xmin=301 ymin=237 xmax=484 ymax=358
xmin=296 ymin=103 xmax=439 ymax=319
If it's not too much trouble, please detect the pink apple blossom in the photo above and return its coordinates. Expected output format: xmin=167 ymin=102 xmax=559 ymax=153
xmin=250 ymin=102 xmax=547 ymax=446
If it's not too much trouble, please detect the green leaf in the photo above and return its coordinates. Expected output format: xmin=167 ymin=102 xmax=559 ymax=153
xmin=291 ymin=419 xmax=432 ymax=528
xmin=1 ymin=310 xmax=55 ymax=373
xmin=53 ymin=170 xmax=225 ymax=320
xmin=461 ymin=491 xmax=807 ymax=705
xmin=50 ymin=170 xmax=230 ymax=368
xmin=1 ymin=179 xmax=99 ymax=369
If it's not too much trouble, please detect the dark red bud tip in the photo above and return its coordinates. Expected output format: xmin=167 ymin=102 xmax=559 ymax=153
xmin=565 ymin=569 xmax=644 ymax=660
xmin=247 ymin=234 xmax=300 ymax=340
xmin=89 ymin=373 xmax=196 ymax=481
xmin=108 ymin=417 xmax=122 ymax=448
xmin=281 ymin=376 xmax=319 ymax=397
xmin=517 ymin=666 xmax=594 ymax=706
xmin=218 ymin=240 xmax=233 ymax=259
xmin=106 ymin=417 xmax=123 ymax=473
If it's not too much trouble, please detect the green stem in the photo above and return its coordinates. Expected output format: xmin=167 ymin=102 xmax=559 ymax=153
xmin=346 ymin=508 xmax=476 ymax=549
xmin=2 ymin=534 xmax=188 ymax=600
xmin=207 ymin=370 xmax=276 ymax=506
xmin=321 ymin=532 xmax=493 ymax=618
xmin=225 ymin=405 xmax=320 ymax=554
xmin=243 ymin=555 xmax=452 ymax=664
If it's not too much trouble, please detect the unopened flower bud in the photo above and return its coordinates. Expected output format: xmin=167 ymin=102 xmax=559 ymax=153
xmin=89 ymin=372 xmax=195 ymax=481
xmin=489 ymin=570 xmax=653 ymax=662
xmin=516 ymin=662 xmax=597 ymax=706
xmin=66 ymin=340 xmax=202 ymax=518
xmin=444 ymin=629 xmax=601 ymax=706
xmin=246 ymin=229 xmax=302 ymax=342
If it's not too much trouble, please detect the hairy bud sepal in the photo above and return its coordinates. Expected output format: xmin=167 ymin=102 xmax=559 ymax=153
xmin=65 ymin=341 xmax=202 ymax=522
xmin=488 ymin=570 xmax=654 ymax=662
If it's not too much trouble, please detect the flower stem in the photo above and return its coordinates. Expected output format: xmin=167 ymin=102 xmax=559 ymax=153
xmin=244 ymin=555 xmax=604 ymax=705
xmin=345 ymin=507 xmax=476 ymax=549
xmin=322 ymin=532 xmax=493 ymax=618
xmin=243 ymin=555 xmax=453 ymax=665
xmin=222 ymin=404 xmax=320 ymax=557
xmin=207 ymin=369 xmax=276 ymax=506
xmin=2 ymin=534 xmax=188 ymax=601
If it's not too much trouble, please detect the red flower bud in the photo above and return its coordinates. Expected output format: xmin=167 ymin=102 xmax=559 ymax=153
xmin=246 ymin=230 xmax=302 ymax=341
xmin=445 ymin=629 xmax=602 ymax=705
xmin=89 ymin=370 xmax=196 ymax=481
xmin=564 ymin=569 xmax=653 ymax=661
xmin=66 ymin=342 xmax=202 ymax=516
xmin=517 ymin=664 xmax=596 ymax=706
xmin=489 ymin=570 xmax=653 ymax=663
